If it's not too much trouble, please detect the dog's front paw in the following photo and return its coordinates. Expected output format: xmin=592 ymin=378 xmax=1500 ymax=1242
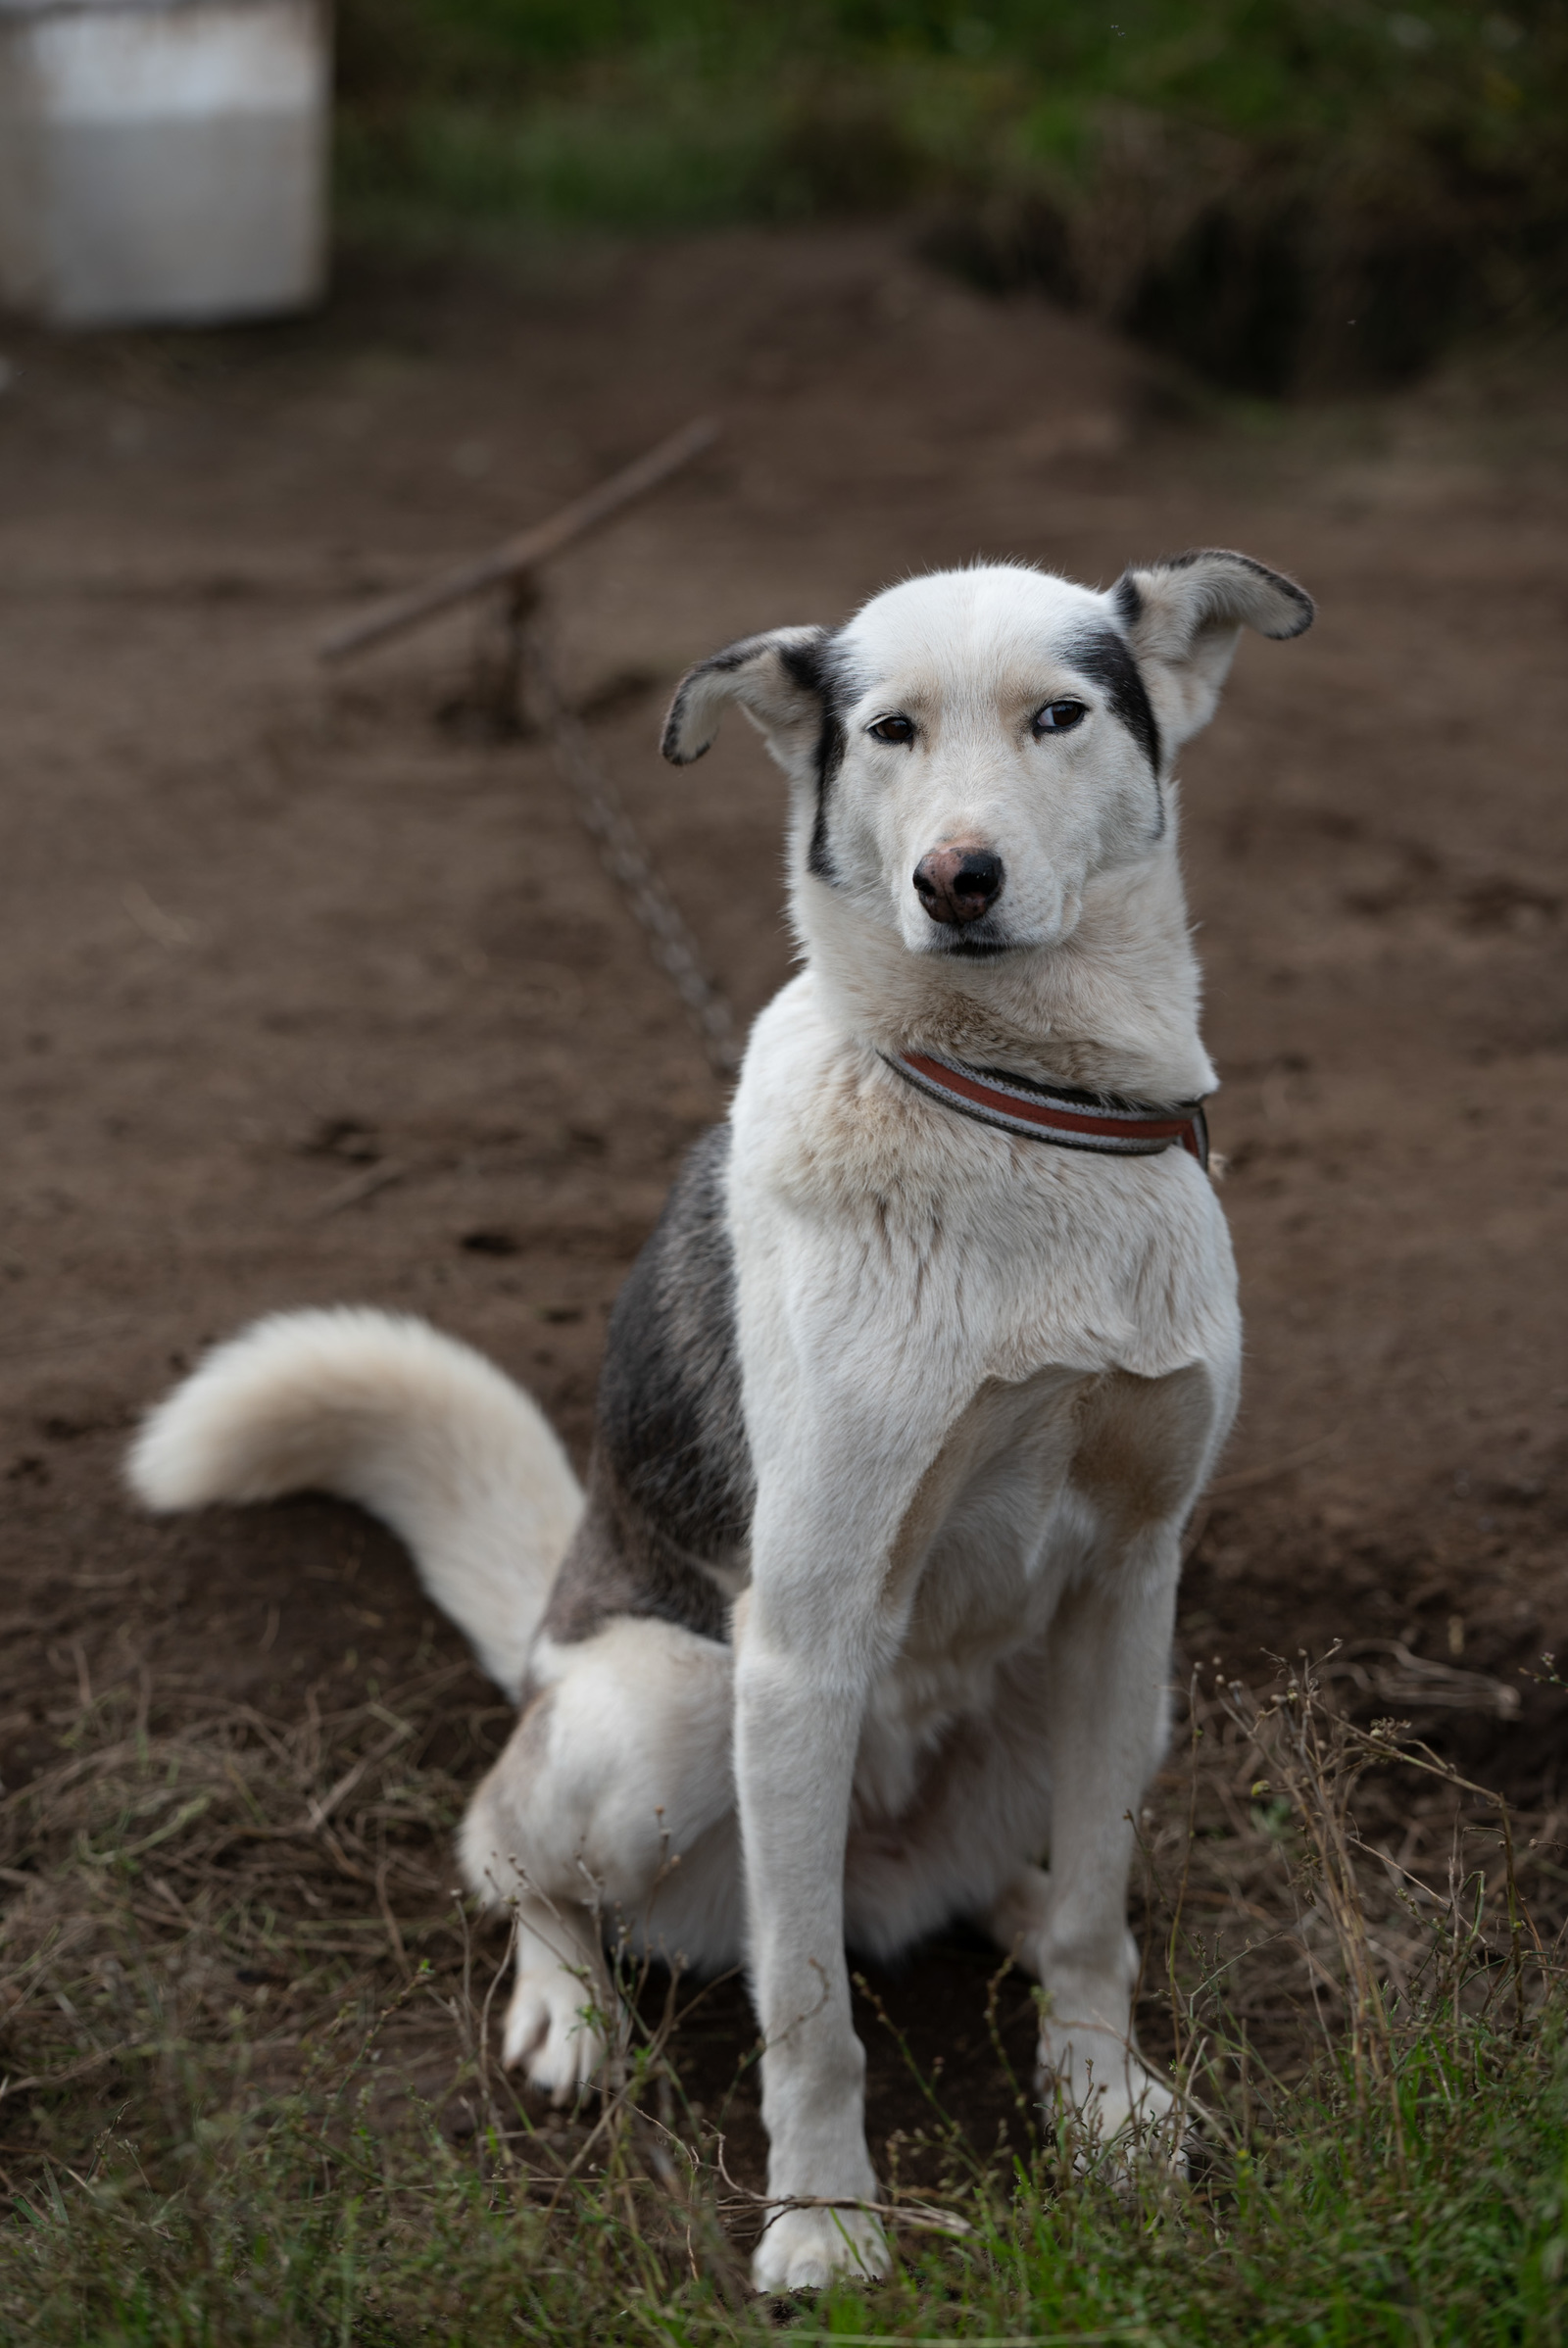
xmin=1039 ymin=2025 xmax=1187 ymax=2174
xmin=500 ymin=1960 xmax=608 ymax=2104
xmin=751 ymin=2201 xmax=889 ymax=2293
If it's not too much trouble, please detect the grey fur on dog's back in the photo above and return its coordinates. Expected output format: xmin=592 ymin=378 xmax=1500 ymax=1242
xmin=541 ymin=1125 xmax=754 ymax=1646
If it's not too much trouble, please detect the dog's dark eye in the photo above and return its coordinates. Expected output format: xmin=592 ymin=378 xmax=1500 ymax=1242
xmin=1033 ymin=700 xmax=1087 ymax=736
xmin=868 ymin=714 xmax=915 ymax=745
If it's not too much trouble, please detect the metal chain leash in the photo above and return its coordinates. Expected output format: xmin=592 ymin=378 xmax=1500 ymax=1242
xmin=517 ymin=618 xmax=741 ymax=1079
xmin=318 ymin=418 xmax=737 ymax=1079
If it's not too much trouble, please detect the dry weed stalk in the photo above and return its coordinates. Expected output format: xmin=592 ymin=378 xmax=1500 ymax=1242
xmin=1152 ymin=1653 xmax=1567 ymax=2184
xmin=1218 ymin=1662 xmax=1411 ymax=2176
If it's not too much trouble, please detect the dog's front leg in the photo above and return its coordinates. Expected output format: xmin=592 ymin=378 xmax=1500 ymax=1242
xmin=1029 ymin=1537 xmax=1184 ymax=2157
xmin=736 ymin=1441 xmax=939 ymax=2294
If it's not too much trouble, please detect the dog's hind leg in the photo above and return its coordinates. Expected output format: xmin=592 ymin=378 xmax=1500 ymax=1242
xmin=460 ymin=1614 xmax=740 ymax=2097
xmin=843 ymin=1651 xmax=1056 ymax=1961
xmin=499 ymin=1894 xmax=613 ymax=2104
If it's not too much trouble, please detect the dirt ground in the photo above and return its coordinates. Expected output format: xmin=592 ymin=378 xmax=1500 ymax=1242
xmin=2 ymin=225 xmax=1566 ymax=2181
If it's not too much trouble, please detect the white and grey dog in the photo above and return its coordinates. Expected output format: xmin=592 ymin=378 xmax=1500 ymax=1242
xmin=129 ymin=550 xmax=1311 ymax=2289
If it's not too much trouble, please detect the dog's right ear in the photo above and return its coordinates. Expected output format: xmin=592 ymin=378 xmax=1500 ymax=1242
xmin=1110 ymin=550 xmax=1313 ymax=756
xmin=661 ymin=626 xmax=829 ymax=765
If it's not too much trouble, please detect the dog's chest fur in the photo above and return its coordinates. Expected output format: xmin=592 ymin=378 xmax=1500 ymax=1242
xmin=540 ymin=975 xmax=1239 ymax=1791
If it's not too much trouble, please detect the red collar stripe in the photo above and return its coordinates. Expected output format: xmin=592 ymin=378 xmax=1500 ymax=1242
xmin=884 ymin=1050 xmax=1209 ymax=1169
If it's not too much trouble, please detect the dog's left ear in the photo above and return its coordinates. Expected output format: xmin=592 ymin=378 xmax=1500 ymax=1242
xmin=1112 ymin=550 xmax=1313 ymax=755
xmin=661 ymin=625 xmax=828 ymax=766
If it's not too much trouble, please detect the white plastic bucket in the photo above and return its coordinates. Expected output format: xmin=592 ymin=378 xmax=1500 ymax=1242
xmin=0 ymin=0 xmax=329 ymax=327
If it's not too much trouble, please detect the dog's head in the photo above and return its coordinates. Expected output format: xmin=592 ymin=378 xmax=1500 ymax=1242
xmin=662 ymin=555 xmax=1311 ymax=961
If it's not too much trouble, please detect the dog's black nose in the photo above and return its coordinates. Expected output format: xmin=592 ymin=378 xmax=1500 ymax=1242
xmin=913 ymin=846 xmax=1004 ymax=926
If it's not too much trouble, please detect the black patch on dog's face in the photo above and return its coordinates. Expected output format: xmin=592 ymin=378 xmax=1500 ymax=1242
xmin=1064 ymin=623 xmax=1162 ymax=785
xmin=779 ymin=633 xmax=855 ymax=885
xmin=543 ymin=1124 xmax=753 ymax=1647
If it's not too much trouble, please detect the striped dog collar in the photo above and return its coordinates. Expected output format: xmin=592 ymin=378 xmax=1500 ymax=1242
xmin=880 ymin=1049 xmax=1209 ymax=1169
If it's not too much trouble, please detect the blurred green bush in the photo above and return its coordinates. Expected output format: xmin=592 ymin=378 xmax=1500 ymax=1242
xmin=336 ymin=1 xmax=1568 ymax=391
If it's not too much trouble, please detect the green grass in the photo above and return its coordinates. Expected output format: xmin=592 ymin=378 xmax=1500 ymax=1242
xmin=7 ymin=1974 xmax=1568 ymax=2342
xmin=339 ymin=0 xmax=1566 ymax=166
xmin=334 ymin=1 xmax=1568 ymax=389
xmin=5 ymin=1662 xmax=1567 ymax=2343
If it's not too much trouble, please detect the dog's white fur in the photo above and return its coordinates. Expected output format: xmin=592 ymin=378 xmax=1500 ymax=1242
xmin=129 ymin=553 xmax=1310 ymax=2290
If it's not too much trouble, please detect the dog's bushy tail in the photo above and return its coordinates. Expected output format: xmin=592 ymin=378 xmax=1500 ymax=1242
xmin=127 ymin=1309 xmax=583 ymax=1701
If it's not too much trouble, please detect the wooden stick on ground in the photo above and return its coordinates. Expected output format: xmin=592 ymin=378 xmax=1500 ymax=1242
xmin=318 ymin=416 xmax=720 ymax=663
